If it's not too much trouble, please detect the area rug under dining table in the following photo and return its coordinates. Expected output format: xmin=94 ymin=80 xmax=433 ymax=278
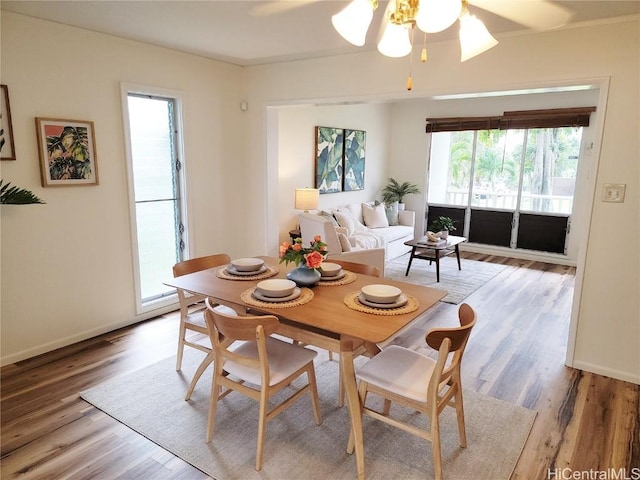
xmin=81 ymin=349 xmax=536 ymax=480
xmin=385 ymin=254 xmax=508 ymax=304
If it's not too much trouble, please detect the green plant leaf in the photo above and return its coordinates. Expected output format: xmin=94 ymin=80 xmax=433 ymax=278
xmin=0 ymin=180 xmax=45 ymax=204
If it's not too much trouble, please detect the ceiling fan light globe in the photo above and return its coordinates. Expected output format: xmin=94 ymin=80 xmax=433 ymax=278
xmin=416 ymin=0 xmax=462 ymax=33
xmin=377 ymin=22 xmax=412 ymax=57
xmin=331 ymin=0 xmax=375 ymax=46
xmin=459 ymin=12 xmax=498 ymax=61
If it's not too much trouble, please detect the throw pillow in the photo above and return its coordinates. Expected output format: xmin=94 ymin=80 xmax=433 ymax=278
xmin=385 ymin=201 xmax=399 ymax=226
xmin=333 ymin=211 xmax=355 ymax=236
xmin=319 ymin=210 xmax=339 ymax=226
xmin=337 ymin=233 xmax=352 ymax=252
xmin=362 ymin=202 xmax=389 ymax=229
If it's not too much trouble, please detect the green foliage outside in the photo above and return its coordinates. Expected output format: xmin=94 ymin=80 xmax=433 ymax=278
xmin=446 ymin=127 xmax=581 ymax=211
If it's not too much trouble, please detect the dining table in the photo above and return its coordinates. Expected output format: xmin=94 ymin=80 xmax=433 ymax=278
xmin=164 ymin=256 xmax=446 ymax=479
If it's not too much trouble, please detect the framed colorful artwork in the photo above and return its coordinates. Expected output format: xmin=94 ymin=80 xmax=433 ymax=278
xmin=343 ymin=129 xmax=366 ymax=191
xmin=315 ymin=126 xmax=343 ymax=194
xmin=36 ymin=118 xmax=99 ymax=187
xmin=1 ymin=85 xmax=16 ymax=160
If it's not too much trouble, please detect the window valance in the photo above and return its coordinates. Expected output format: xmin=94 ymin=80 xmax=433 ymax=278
xmin=425 ymin=107 xmax=597 ymax=133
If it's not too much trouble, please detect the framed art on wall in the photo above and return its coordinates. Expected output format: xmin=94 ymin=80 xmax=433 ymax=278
xmin=36 ymin=118 xmax=99 ymax=187
xmin=1 ymin=85 xmax=16 ymax=160
xmin=315 ymin=126 xmax=343 ymax=194
xmin=343 ymin=129 xmax=366 ymax=191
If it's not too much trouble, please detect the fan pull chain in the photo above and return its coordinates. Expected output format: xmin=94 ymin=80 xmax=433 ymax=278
xmin=407 ymin=25 xmax=416 ymax=91
xmin=421 ymin=31 xmax=427 ymax=62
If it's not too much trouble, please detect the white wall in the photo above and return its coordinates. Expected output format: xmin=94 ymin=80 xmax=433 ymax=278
xmin=245 ymin=19 xmax=639 ymax=383
xmin=1 ymin=12 xmax=247 ymax=363
xmin=2 ymin=12 xmax=638 ymax=384
xmin=276 ymin=103 xmax=392 ymax=244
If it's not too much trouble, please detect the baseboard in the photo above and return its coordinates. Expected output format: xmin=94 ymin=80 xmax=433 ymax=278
xmin=461 ymin=243 xmax=577 ymax=266
xmin=0 ymin=303 xmax=180 ymax=367
xmin=571 ymin=360 xmax=640 ymax=385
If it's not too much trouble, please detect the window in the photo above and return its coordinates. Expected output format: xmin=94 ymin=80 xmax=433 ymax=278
xmin=122 ymin=88 xmax=187 ymax=312
xmin=426 ymin=107 xmax=594 ymax=255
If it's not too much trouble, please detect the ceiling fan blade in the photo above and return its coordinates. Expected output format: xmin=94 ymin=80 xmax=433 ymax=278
xmin=249 ymin=0 xmax=318 ymax=17
xmin=469 ymin=0 xmax=574 ymax=31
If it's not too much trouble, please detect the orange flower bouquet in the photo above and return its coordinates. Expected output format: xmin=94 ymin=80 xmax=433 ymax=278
xmin=279 ymin=235 xmax=328 ymax=271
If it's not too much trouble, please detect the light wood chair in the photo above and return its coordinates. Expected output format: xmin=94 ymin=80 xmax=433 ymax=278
xmin=172 ymin=254 xmax=237 ymax=397
xmin=203 ymin=299 xmax=322 ymax=471
xmin=347 ymin=303 xmax=477 ymax=480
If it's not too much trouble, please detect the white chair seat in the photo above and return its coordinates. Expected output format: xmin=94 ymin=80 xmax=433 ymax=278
xmin=226 ymin=337 xmax=318 ymax=386
xmin=356 ymin=345 xmax=436 ymax=403
xmin=186 ymin=304 xmax=235 ymax=327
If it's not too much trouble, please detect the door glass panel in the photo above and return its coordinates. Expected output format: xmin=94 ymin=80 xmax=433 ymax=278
xmin=471 ymin=129 xmax=524 ymax=210
xmin=428 ymin=131 xmax=473 ymax=206
xmin=520 ymin=127 xmax=581 ymax=214
xmin=127 ymin=94 xmax=182 ymax=304
xmin=135 ymin=201 xmax=178 ymax=299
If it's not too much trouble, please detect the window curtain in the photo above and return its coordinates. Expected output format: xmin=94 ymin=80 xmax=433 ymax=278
xmin=425 ymin=107 xmax=596 ymax=133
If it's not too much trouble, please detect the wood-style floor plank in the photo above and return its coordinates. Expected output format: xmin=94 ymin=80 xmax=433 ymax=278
xmin=1 ymin=252 xmax=638 ymax=479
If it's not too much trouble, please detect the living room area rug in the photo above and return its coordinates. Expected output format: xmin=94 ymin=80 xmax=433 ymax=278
xmin=81 ymin=349 xmax=536 ymax=480
xmin=385 ymin=254 xmax=508 ymax=304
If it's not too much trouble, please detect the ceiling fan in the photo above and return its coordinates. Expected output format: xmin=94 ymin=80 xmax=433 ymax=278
xmin=252 ymin=0 xmax=572 ymax=90
xmin=251 ymin=0 xmax=572 ymax=31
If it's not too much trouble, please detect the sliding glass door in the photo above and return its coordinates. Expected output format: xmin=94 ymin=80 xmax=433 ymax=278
xmin=427 ymin=126 xmax=583 ymax=255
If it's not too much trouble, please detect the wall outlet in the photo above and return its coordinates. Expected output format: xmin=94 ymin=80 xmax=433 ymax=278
xmin=602 ymin=183 xmax=626 ymax=203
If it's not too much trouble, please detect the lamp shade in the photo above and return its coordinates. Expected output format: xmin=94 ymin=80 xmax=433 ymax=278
xmin=331 ymin=0 xmax=375 ymax=47
xmin=294 ymin=188 xmax=319 ymax=211
xmin=459 ymin=12 xmax=498 ymax=61
xmin=416 ymin=0 xmax=462 ymax=33
xmin=377 ymin=22 xmax=412 ymax=57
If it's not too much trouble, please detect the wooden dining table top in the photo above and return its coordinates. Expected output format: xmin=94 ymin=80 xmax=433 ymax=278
xmin=165 ymin=256 xmax=447 ymax=344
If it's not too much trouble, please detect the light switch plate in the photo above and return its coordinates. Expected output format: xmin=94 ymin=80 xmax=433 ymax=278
xmin=602 ymin=183 xmax=626 ymax=203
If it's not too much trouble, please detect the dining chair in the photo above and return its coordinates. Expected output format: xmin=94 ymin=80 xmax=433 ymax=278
xmin=172 ymin=254 xmax=237 ymax=375
xmin=203 ymin=298 xmax=322 ymax=471
xmin=328 ymin=259 xmax=381 ymax=278
xmin=321 ymin=259 xmax=381 ymax=407
xmin=347 ymin=303 xmax=477 ymax=480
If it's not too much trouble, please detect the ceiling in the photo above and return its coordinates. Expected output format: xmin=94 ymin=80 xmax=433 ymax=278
xmin=2 ymin=1 xmax=639 ymax=66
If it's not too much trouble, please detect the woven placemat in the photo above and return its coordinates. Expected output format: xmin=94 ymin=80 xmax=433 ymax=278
xmin=343 ymin=291 xmax=420 ymax=316
xmin=241 ymin=287 xmax=314 ymax=309
xmin=215 ymin=264 xmax=279 ymax=281
xmin=317 ymin=270 xmax=357 ymax=287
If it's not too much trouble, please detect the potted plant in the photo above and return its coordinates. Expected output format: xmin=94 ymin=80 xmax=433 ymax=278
xmin=381 ymin=178 xmax=420 ymax=210
xmin=428 ymin=216 xmax=456 ymax=239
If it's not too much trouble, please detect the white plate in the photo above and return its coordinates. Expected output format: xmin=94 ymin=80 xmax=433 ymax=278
xmin=358 ymin=293 xmax=408 ymax=309
xmin=226 ymin=264 xmax=268 ymax=276
xmin=319 ymin=270 xmax=346 ymax=281
xmin=253 ymin=288 xmax=301 ymax=303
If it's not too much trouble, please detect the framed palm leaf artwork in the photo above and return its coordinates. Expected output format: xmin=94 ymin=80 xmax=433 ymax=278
xmin=343 ymin=129 xmax=366 ymax=191
xmin=315 ymin=126 xmax=343 ymax=194
xmin=1 ymin=85 xmax=16 ymax=160
xmin=36 ymin=118 xmax=99 ymax=187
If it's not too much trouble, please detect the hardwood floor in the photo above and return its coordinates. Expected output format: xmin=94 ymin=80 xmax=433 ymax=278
xmin=2 ymin=253 xmax=638 ymax=479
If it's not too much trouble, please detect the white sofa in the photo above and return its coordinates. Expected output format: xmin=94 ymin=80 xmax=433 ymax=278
xmin=298 ymin=202 xmax=415 ymax=275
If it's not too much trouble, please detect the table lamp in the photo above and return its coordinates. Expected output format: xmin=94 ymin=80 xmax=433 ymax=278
xmin=294 ymin=188 xmax=319 ymax=213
